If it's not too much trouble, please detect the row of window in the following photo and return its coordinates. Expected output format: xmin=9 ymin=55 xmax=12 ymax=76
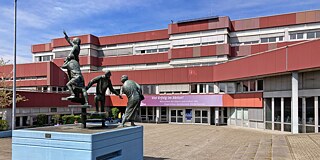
xmin=135 ymin=48 xmax=169 ymax=54
xmin=172 ymin=41 xmax=223 ymax=48
xmin=35 ymin=55 xmax=53 ymax=62
xmin=139 ymin=80 xmax=264 ymax=95
xmin=290 ymin=31 xmax=320 ymax=40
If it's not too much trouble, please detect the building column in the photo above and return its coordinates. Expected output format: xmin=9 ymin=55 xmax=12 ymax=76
xmin=292 ymin=72 xmax=299 ymax=134
xmin=227 ymin=108 xmax=230 ymax=125
xmin=315 ymin=97 xmax=318 ymax=133
xmin=220 ymin=108 xmax=224 ymax=124
xmin=263 ymin=99 xmax=266 ymax=129
xmin=272 ymin=98 xmax=275 ymax=130
xmin=19 ymin=116 xmax=23 ymax=127
xmin=302 ymin=97 xmax=306 ymax=133
xmin=215 ymin=107 xmax=219 ymax=125
xmin=156 ymin=107 xmax=160 ymax=124
xmin=281 ymin=97 xmax=284 ymax=132
xmin=29 ymin=116 xmax=33 ymax=126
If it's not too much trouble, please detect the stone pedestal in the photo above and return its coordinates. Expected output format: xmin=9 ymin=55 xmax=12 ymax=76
xmin=12 ymin=125 xmax=143 ymax=160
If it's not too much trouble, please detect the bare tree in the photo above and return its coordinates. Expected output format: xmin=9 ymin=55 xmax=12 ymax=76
xmin=0 ymin=58 xmax=27 ymax=108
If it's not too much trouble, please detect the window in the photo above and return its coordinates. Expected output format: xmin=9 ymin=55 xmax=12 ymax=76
xmin=158 ymin=48 xmax=169 ymax=52
xmin=260 ymin=36 xmax=282 ymax=43
xmin=290 ymin=33 xmax=304 ymax=40
xmin=249 ymin=80 xmax=256 ymax=92
xmin=191 ymin=84 xmax=197 ymax=93
xmin=218 ymin=83 xmax=226 ymax=93
xmin=199 ymin=84 xmax=205 ymax=93
xmin=269 ymin=37 xmax=276 ymax=42
xmin=278 ymin=36 xmax=284 ymax=41
xmin=242 ymin=81 xmax=249 ymax=92
xmin=307 ymin=32 xmax=316 ymax=39
xmin=297 ymin=33 xmax=303 ymax=39
xmin=261 ymin=38 xmax=268 ymax=43
xmin=208 ymin=84 xmax=214 ymax=93
xmin=50 ymin=108 xmax=57 ymax=112
xmin=236 ymin=82 xmax=242 ymax=93
xmin=257 ymin=80 xmax=263 ymax=91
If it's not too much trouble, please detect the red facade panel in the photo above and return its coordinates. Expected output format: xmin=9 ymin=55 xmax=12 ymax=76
xmin=169 ymin=17 xmax=230 ymax=34
xmin=52 ymin=34 xmax=99 ymax=48
xmin=99 ymin=29 xmax=169 ymax=45
xmin=287 ymin=40 xmax=320 ymax=71
xmin=31 ymin=43 xmax=52 ymax=53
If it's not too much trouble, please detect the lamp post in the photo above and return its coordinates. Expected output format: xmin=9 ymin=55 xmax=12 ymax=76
xmin=12 ymin=0 xmax=17 ymax=130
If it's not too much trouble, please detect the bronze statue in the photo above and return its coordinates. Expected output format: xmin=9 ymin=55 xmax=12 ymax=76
xmin=61 ymin=59 xmax=88 ymax=105
xmin=63 ymin=30 xmax=81 ymax=62
xmin=86 ymin=70 xmax=122 ymax=112
xmin=120 ymin=75 xmax=144 ymax=127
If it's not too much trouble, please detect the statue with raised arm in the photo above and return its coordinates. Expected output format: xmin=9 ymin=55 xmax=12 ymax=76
xmin=63 ymin=30 xmax=81 ymax=62
xmin=120 ymin=75 xmax=144 ymax=127
xmin=61 ymin=59 xmax=88 ymax=105
xmin=86 ymin=70 xmax=122 ymax=112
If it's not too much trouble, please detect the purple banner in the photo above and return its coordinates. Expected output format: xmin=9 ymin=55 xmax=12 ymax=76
xmin=140 ymin=95 xmax=223 ymax=107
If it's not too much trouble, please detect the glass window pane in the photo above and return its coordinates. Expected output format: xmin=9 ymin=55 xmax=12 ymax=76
xmin=261 ymin=38 xmax=268 ymax=43
xmin=269 ymin=37 xmax=276 ymax=42
xmin=171 ymin=110 xmax=176 ymax=116
xmin=231 ymin=108 xmax=236 ymax=118
xmin=250 ymin=80 xmax=256 ymax=91
xmin=284 ymin=98 xmax=291 ymax=123
xmin=297 ymin=33 xmax=304 ymax=39
xmin=306 ymin=97 xmax=314 ymax=125
xmin=307 ymin=32 xmax=315 ymax=39
xmin=208 ymin=84 xmax=214 ymax=93
xmin=316 ymin=31 xmax=320 ymax=38
xmin=227 ymin=83 xmax=235 ymax=93
xmin=195 ymin=110 xmax=201 ymax=117
xmin=299 ymin=98 xmax=302 ymax=124
xmin=191 ymin=84 xmax=197 ymax=93
xmin=266 ymin=98 xmax=272 ymax=121
xmin=243 ymin=109 xmax=248 ymax=120
xmin=195 ymin=118 xmax=201 ymax=123
xmin=290 ymin=34 xmax=296 ymax=40
xmin=219 ymin=83 xmax=226 ymax=93
xmin=202 ymin=111 xmax=208 ymax=117
xmin=177 ymin=110 xmax=183 ymax=116
xmin=237 ymin=108 xmax=243 ymax=120
xmin=278 ymin=36 xmax=284 ymax=41
xmin=274 ymin=98 xmax=281 ymax=122
xmin=202 ymin=118 xmax=208 ymax=123
xmin=243 ymin=81 xmax=249 ymax=92
xmin=171 ymin=117 xmax=176 ymax=122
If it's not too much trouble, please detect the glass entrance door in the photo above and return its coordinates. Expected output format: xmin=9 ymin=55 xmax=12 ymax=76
xmin=160 ymin=107 xmax=168 ymax=122
xmin=170 ymin=109 xmax=184 ymax=123
xmin=185 ymin=109 xmax=192 ymax=123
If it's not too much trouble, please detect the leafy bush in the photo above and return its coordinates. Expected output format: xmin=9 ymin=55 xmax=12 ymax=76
xmin=88 ymin=113 xmax=106 ymax=119
xmin=36 ymin=114 xmax=47 ymax=127
xmin=111 ymin=107 xmax=119 ymax=119
xmin=62 ymin=115 xmax=83 ymax=124
xmin=62 ymin=115 xmax=75 ymax=124
xmin=0 ymin=120 xmax=8 ymax=131
xmin=52 ymin=114 xmax=61 ymax=124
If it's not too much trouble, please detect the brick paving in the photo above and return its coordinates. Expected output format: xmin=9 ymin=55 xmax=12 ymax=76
xmin=3 ymin=124 xmax=320 ymax=160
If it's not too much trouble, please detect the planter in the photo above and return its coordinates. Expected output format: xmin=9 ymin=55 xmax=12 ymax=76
xmin=0 ymin=130 xmax=12 ymax=138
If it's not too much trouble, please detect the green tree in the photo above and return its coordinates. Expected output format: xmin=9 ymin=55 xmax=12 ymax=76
xmin=0 ymin=58 xmax=27 ymax=108
xmin=111 ymin=107 xmax=120 ymax=119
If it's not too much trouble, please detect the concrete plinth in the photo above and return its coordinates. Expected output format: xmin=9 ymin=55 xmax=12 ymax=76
xmin=12 ymin=125 xmax=143 ymax=160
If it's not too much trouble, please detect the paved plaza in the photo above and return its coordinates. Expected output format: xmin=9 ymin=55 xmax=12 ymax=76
xmin=2 ymin=124 xmax=320 ymax=159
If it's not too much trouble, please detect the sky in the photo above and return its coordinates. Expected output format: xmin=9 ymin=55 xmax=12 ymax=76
xmin=0 ymin=0 xmax=320 ymax=64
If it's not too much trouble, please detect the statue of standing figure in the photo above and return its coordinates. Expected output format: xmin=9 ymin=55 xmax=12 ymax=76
xmin=62 ymin=31 xmax=88 ymax=105
xmin=120 ymin=75 xmax=144 ymax=127
xmin=86 ymin=70 xmax=122 ymax=112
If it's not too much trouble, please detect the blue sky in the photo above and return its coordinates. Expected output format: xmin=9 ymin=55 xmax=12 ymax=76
xmin=0 ymin=0 xmax=320 ymax=64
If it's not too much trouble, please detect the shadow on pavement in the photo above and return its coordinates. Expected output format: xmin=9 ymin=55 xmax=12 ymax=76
xmin=144 ymin=156 xmax=170 ymax=160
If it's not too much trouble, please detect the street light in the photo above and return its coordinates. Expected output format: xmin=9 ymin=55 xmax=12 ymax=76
xmin=12 ymin=0 xmax=17 ymax=130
